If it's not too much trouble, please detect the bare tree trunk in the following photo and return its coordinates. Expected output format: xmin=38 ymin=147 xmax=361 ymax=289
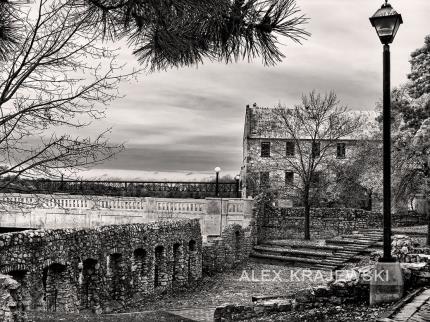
xmin=303 ymin=186 xmax=310 ymax=240
xmin=368 ymin=190 xmax=373 ymax=211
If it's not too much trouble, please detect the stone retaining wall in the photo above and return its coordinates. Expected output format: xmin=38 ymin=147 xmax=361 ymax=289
xmin=202 ymin=224 xmax=254 ymax=275
xmin=0 ymin=220 xmax=202 ymax=314
xmin=257 ymin=207 xmax=427 ymax=241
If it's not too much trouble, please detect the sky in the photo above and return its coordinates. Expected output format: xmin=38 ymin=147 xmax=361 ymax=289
xmin=80 ymin=0 xmax=430 ymax=181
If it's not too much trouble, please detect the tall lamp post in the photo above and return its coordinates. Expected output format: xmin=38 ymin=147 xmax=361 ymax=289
xmin=369 ymin=1 xmax=403 ymax=304
xmin=214 ymin=167 xmax=221 ymax=197
xmin=369 ymin=0 xmax=402 ymax=263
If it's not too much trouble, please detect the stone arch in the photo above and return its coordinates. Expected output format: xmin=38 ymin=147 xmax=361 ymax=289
xmin=132 ymin=248 xmax=149 ymax=294
xmin=107 ymin=253 xmax=125 ymax=304
xmin=8 ymin=270 xmax=31 ymax=312
xmin=154 ymin=245 xmax=167 ymax=289
xmin=79 ymin=258 xmax=100 ymax=312
xmin=43 ymin=263 xmax=77 ymax=313
xmin=188 ymin=240 xmax=197 ymax=283
xmin=172 ymin=242 xmax=185 ymax=286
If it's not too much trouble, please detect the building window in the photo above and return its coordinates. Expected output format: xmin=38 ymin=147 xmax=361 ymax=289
xmin=261 ymin=142 xmax=270 ymax=157
xmin=260 ymin=172 xmax=269 ymax=188
xmin=337 ymin=143 xmax=346 ymax=159
xmin=286 ymin=141 xmax=295 ymax=157
xmin=311 ymin=142 xmax=320 ymax=158
xmin=285 ymin=171 xmax=294 ymax=186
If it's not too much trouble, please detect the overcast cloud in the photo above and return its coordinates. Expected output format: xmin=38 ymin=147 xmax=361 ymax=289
xmin=79 ymin=0 xmax=430 ymax=180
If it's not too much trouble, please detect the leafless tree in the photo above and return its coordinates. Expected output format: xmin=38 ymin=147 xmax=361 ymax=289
xmin=0 ymin=0 xmax=139 ymax=193
xmin=0 ymin=0 xmax=311 ymax=198
xmin=271 ymin=91 xmax=363 ymax=240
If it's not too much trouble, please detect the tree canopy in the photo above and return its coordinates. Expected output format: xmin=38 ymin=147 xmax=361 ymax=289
xmin=0 ymin=0 xmax=310 ymax=69
xmin=374 ymin=35 xmax=430 ymax=212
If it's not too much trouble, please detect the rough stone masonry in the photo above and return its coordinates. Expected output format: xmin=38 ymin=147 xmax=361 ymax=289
xmin=0 ymin=219 xmax=202 ymax=314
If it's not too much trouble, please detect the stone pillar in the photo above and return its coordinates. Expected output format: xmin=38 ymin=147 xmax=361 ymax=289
xmin=187 ymin=240 xmax=198 ymax=282
xmin=206 ymin=198 xmax=222 ymax=235
xmin=370 ymin=261 xmax=404 ymax=305
xmin=172 ymin=244 xmax=186 ymax=287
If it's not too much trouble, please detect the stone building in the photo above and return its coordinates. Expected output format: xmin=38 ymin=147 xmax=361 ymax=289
xmin=240 ymin=104 xmax=379 ymax=207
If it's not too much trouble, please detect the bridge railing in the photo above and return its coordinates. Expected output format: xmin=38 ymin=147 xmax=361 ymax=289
xmin=0 ymin=179 xmax=241 ymax=199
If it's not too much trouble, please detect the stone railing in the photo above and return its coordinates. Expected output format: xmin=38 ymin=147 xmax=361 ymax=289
xmin=0 ymin=194 xmax=254 ymax=237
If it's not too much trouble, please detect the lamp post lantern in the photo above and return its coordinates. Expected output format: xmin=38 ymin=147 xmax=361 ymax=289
xmin=235 ymin=175 xmax=241 ymax=198
xmin=369 ymin=1 xmax=404 ymax=305
xmin=369 ymin=0 xmax=402 ymax=263
xmin=214 ymin=167 xmax=221 ymax=197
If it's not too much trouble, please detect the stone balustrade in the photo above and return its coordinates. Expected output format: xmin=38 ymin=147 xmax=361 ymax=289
xmin=0 ymin=194 xmax=254 ymax=237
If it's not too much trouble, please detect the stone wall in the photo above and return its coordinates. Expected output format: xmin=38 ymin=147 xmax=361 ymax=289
xmin=202 ymin=224 xmax=254 ymax=275
xmin=0 ymin=220 xmax=202 ymax=314
xmin=0 ymin=274 xmax=25 ymax=322
xmin=257 ymin=207 xmax=427 ymax=241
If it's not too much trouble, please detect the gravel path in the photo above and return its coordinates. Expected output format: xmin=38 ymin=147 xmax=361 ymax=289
xmin=128 ymin=259 xmax=332 ymax=311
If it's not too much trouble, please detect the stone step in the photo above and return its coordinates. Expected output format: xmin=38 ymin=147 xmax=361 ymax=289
xmin=361 ymin=233 xmax=383 ymax=237
xmin=326 ymin=238 xmax=375 ymax=246
xmin=250 ymin=251 xmax=325 ymax=266
xmin=263 ymin=240 xmax=344 ymax=252
xmin=341 ymin=234 xmax=381 ymax=240
xmin=335 ymin=250 xmax=360 ymax=254
xmin=255 ymin=245 xmax=332 ymax=258
xmin=251 ymin=251 xmax=344 ymax=271
xmin=313 ymin=263 xmax=338 ymax=271
xmin=342 ymin=238 xmax=379 ymax=244
xmin=329 ymin=257 xmax=349 ymax=262
xmin=322 ymin=259 xmax=346 ymax=265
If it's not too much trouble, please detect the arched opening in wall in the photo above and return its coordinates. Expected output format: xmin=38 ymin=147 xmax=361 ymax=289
xmin=154 ymin=245 xmax=165 ymax=289
xmin=234 ymin=230 xmax=241 ymax=261
xmin=172 ymin=243 xmax=184 ymax=286
xmin=80 ymin=258 xmax=99 ymax=311
xmin=133 ymin=248 xmax=148 ymax=294
xmin=108 ymin=253 xmax=125 ymax=303
xmin=8 ymin=270 xmax=30 ymax=312
xmin=188 ymin=240 xmax=197 ymax=283
xmin=43 ymin=263 xmax=70 ymax=312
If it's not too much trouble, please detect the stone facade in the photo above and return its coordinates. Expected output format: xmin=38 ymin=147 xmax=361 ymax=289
xmin=202 ymin=224 xmax=254 ymax=275
xmin=256 ymin=206 xmax=427 ymax=241
xmin=0 ymin=220 xmax=202 ymax=314
xmin=240 ymin=105 xmax=379 ymax=206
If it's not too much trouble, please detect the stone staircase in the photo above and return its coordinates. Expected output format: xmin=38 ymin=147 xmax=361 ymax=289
xmin=251 ymin=229 xmax=383 ymax=270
